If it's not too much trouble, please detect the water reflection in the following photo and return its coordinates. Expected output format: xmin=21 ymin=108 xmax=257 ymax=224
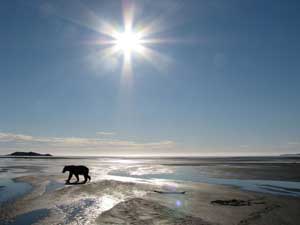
xmin=0 ymin=178 xmax=31 ymax=204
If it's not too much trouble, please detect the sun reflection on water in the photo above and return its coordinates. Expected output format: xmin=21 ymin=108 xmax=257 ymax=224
xmin=98 ymin=195 xmax=120 ymax=212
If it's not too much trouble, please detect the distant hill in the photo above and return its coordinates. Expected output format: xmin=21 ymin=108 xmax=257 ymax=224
xmin=7 ymin=151 xmax=52 ymax=157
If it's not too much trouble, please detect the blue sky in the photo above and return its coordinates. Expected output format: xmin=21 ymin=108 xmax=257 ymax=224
xmin=0 ymin=0 xmax=300 ymax=156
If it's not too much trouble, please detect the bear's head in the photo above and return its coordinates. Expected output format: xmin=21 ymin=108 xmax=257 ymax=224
xmin=62 ymin=165 xmax=71 ymax=173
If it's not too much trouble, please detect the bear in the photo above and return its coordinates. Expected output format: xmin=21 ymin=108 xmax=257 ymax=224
xmin=62 ymin=165 xmax=91 ymax=184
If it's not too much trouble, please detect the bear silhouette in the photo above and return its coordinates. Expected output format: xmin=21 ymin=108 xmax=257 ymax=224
xmin=62 ymin=165 xmax=91 ymax=184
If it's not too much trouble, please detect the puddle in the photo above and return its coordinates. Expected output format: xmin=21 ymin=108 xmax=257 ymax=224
xmin=45 ymin=180 xmax=64 ymax=193
xmin=3 ymin=208 xmax=49 ymax=225
xmin=0 ymin=179 xmax=32 ymax=205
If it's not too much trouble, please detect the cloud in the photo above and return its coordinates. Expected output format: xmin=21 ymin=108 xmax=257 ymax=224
xmin=0 ymin=132 xmax=34 ymax=142
xmin=96 ymin=132 xmax=116 ymax=136
xmin=0 ymin=132 xmax=175 ymax=155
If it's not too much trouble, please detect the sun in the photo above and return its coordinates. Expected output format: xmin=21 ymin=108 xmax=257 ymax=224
xmin=90 ymin=1 xmax=173 ymax=80
xmin=114 ymin=30 xmax=143 ymax=57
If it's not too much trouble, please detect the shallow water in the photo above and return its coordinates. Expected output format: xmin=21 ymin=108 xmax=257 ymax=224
xmin=3 ymin=208 xmax=49 ymax=225
xmin=45 ymin=180 xmax=65 ymax=193
xmin=110 ymin=166 xmax=300 ymax=197
xmin=1 ymin=157 xmax=300 ymax=199
xmin=0 ymin=178 xmax=32 ymax=205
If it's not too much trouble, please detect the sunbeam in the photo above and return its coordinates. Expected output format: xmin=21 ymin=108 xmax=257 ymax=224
xmin=89 ymin=1 xmax=174 ymax=80
xmin=40 ymin=0 xmax=177 ymax=81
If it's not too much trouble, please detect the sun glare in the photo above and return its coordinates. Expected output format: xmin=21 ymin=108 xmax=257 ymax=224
xmin=91 ymin=1 xmax=173 ymax=80
xmin=115 ymin=30 xmax=142 ymax=57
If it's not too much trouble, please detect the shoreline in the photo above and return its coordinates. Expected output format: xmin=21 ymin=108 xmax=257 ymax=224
xmin=1 ymin=155 xmax=300 ymax=160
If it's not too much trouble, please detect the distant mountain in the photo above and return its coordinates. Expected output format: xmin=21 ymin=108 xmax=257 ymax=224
xmin=280 ymin=153 xmax=300 ymax=157
xmin=7 ymin=152 xmax=52 ymax=157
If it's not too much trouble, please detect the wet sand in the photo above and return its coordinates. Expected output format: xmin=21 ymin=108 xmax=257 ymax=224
xmin=1 ymin=174 xmax=300 ymax=225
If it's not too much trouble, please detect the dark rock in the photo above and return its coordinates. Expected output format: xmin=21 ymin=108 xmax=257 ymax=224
xmin=154 ymin=190 xmax=186 ymax=194
xmin=211 ymin=199 xmax=251 ymax=206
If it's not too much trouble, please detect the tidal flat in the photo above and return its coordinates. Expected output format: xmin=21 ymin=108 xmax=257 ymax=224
xmin=0 ymin=157 xmax=300 ymax=225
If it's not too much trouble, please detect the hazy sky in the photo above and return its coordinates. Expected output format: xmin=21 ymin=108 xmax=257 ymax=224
xmin=0 ymin=0 xmax=300 ymax=156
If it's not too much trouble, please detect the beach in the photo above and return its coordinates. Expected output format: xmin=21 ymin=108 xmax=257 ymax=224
xmin=1 ymin=157 xmax=300 ymax=225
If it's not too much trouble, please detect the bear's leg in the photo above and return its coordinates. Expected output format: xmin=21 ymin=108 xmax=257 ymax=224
xmin=66 ymin=172 xmax=73 ymax=183
xmin=83 ymin=174 xmax=88 ymax=183
xmin=75 ymin=174 xmax=79 ymax=183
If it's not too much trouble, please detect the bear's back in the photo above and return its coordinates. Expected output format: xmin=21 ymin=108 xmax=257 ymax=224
xmin=70 ymin=165 xmax=89 ymax=174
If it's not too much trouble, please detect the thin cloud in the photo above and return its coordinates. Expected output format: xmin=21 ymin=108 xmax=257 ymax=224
xmin=0 ymin=132 xmax=175 ymax=154
xmin=96 ymin=131 xmax=116 ymax=136
xmin=0 ymin=132 xmax=34 ymax=142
